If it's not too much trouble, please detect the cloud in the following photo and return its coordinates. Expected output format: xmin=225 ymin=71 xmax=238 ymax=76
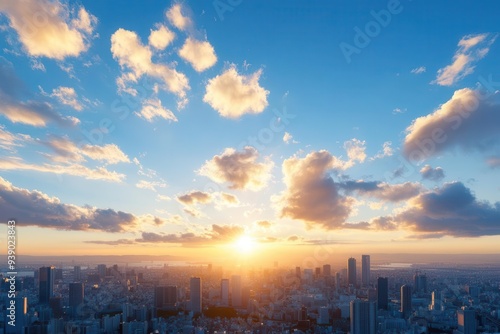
xmin=177 ymin=191 xmax=212 ymax=205
xmin=220 ymin=192 xmax=239 ymax=205
xmin=30 ymin=59 xmax=46 ymax=72
xmin=136 ymin=180 xmax=167 ymax=192
xmin=50 ymin=86 xmax=83 ymax=111
xmin=110 ymin=28 xmax=189 ymax=104
xmin=403 ymin=88 xmax=500 ymax=161
xmin=85 ymin=239 xmax=136 ymax=245
xmin=411 ymin=66 xmax=426 ymax=74
xmin=43 ymin=136 xmax=130 ymax=165
xmin=420 ymin=165 xmax=445 ymax=181
xmin=166 ymin=3 xmax=192 ymax=31
xmin=0 ymin=177 xmax=147 ymax=232
xmin=277 ymin=150 xmax=355 ymax=230
xmin=0 ymin=125 xmax=32 ymax=151
xmin=370 ymin=141 xmax=393 ymax=160
xmin=148 ymin=24 xmax=175 ymax=50
xmin=178 ymin=37 xmax=217 ymax=72
xmin=198 ymin=147 xmax=273 ymax=191
xmin=203 ymin=66 xmax=269 ymax=118
xmin=0 ymin=157 xmax=125 ymax=182
xmin=0 ymin=0 xmax=96 ymax=59
xmin=0 ymin=57 xmax=79 ymax=127
xmin=283 ymin=132 xmax=298 ymax=144
xmin=339 ymin=180 xmax=422 ymax=202
xmin=136 ymin=98 xmax=177 ymax=122
xmin=344 ymin=138 xmax=366 ymax=167
xmin=256 ymin=220 xmax=272 ymax=228
xmin=434 ymin=33 xmax=496 ymax=86
xmin=385 ymin=182 xmax=500 ymax=238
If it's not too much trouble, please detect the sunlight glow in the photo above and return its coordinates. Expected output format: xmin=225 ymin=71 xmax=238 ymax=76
xmin=234 ymin=235 xmax=257 ymax=254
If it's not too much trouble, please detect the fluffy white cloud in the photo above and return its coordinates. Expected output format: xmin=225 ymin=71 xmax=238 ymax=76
xmin=178 ymin=37 xmax=217 ymax=72
xmin=199 ymin=147 xmax=273 ymax=191
xmin=0 ymin=0 xmax=96 ymax=59
xmin=434 ymin=33 xmax=496 ymax=86
xmin=148 ymin=24 xmax=175 ymax=50
xmin=344 ymin=138 xmax=366 ymax=166
xmin=203 ymin=66 xmax=269 ymax=118
xmin=136 ymin=180 xmax=167 ymax=192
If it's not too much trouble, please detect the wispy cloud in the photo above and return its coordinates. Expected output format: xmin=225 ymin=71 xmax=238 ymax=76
xmin=434 ymin=33 xmax=496 ymax=86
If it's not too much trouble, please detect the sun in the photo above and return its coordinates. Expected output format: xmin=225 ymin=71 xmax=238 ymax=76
xmin=234 ymin=235 xmax=257 ymax=254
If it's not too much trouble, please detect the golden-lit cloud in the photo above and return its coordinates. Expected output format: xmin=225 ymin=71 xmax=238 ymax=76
xmin=403 ymin=88 xmax=500 ymax=161
xmin=0 ymin=125 xmax=32 ymax=151
xmin=136 ymin=180 xmax=167 ymax=192
xmin=203 ymin=66 xmax=269 ymax=118
xmin=0 ymin=157 xmax=125 ymax=182
xmin=434 ymin=33 xmax=496 ymax=86
xmin=198 ymin=146 xmax=273 ymax=191
xmin=136 ymin=98 xmax=177 ymax=122
xmin=166 ymin=3 xmax=192 ymax=31
xmin=0 ymin=0 xmax=96 ymax=59
xmin=148 ymin=24 xmax=175 ymax=50
xmin=49 ymin=86 xmax=83 ymax=111
xmin=0 ymin=57 xmax=79 ymax=127
xmin=110 ymin=28 xmax=189 ymax=104
xmin=43 ymin=136 xmax=130 ymax=165
xmin=370 ymin=182 xmax=500 ymax=238
xmin=343 ymin=138 xmax=366 ymax=167
xmin=339 ymin=180 xmax=422 ymax=202
xmin=420 ymin=165 xmax=445 ymax=181
xmin=178 ymin=37 xmax=217 ymax=72
xmin=0 ymin=177 xmax=157 ymax=232
xmin=277 ymin=150 xmax=354 ymax=230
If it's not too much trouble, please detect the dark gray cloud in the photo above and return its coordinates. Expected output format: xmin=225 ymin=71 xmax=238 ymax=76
xmin=372 ymin=182 xmax=500 ymax=238
xmin=339 ymin=180 xmax=422 ymax=201
xmin=0 ymin=177 xmax=162 ymax=232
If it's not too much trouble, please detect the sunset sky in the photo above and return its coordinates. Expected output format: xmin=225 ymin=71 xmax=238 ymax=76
xmin=0 ymin=0 xmax=499 ymax=262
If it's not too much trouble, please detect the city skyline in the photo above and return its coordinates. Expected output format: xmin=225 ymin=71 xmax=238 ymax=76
xmin=1 ymin=1 xmax=500 ymax=260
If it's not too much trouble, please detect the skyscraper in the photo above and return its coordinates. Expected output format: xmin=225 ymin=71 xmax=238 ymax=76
xmin=350 ymin=299 xmax=377 ymax=334
xmin=457 ymin=307 xmax=476 ymax=334
xmin=400 ymin=285 xmax=412 ymax=318
xmin=361 ymin=255 xmax=370 ymax=287
xmin=231 ymin=275 xmax=242 ymax=308
xmin=323 ymin=264 xmax=331 ymax=277
xmin=377 ymin=277 xmax=388 ymax=310
xmin=69 ymin=282 xmax=84 ymax=309
xmin=39 ymin=266 xmax=54 ymax=304
xmin=221 ymin=279 xmax=229 ymax=306
xmin=348 ymin=257 xmax=357 ymax=287
xmin=190 ymin=277 xmax=202 ymax=314
xmin=6 ymin=297 xmax=27 ymax=334
xmin=155 ymin=286 xmax=177 ymax=309
xmin=414 ymin=272 xmax=427 ymax=294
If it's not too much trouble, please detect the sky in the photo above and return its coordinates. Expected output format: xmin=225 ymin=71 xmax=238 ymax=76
xmin=0 ymin=0 xmax=500 ymax=264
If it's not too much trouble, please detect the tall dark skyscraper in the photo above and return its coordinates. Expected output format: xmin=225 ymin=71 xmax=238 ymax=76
xmin=401 ymin=285 xmax=412 ymax=318
xmin=348 ymin=257 xmax=357 ymax=286
xmin=361 ymin=255 xmax=370 ymax=287
xmin=350 ymin=299 xmax=377 ymax=334
xmin=322 ymin=264 xmax=331 ymax=277
xmin=39 ymin=266 xmax=54 ymax=304
xmin=377 ymin=277 xmax=388 ymax=310
xmin=69 ymin=282 xmax=84 ymax=308
xmin=457 ymin=307 xmax=477 ymax=334
xmin=73 ymin=266 xmax=81 ymax=281
xmin=190 ymin=277 xmax=202 ymax=314
xmin=221 ymin=279 xmax=229 ymax=306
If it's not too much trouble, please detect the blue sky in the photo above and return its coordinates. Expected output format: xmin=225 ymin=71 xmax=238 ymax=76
xmin=0 ymin=0 xmax=499 ymax=258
